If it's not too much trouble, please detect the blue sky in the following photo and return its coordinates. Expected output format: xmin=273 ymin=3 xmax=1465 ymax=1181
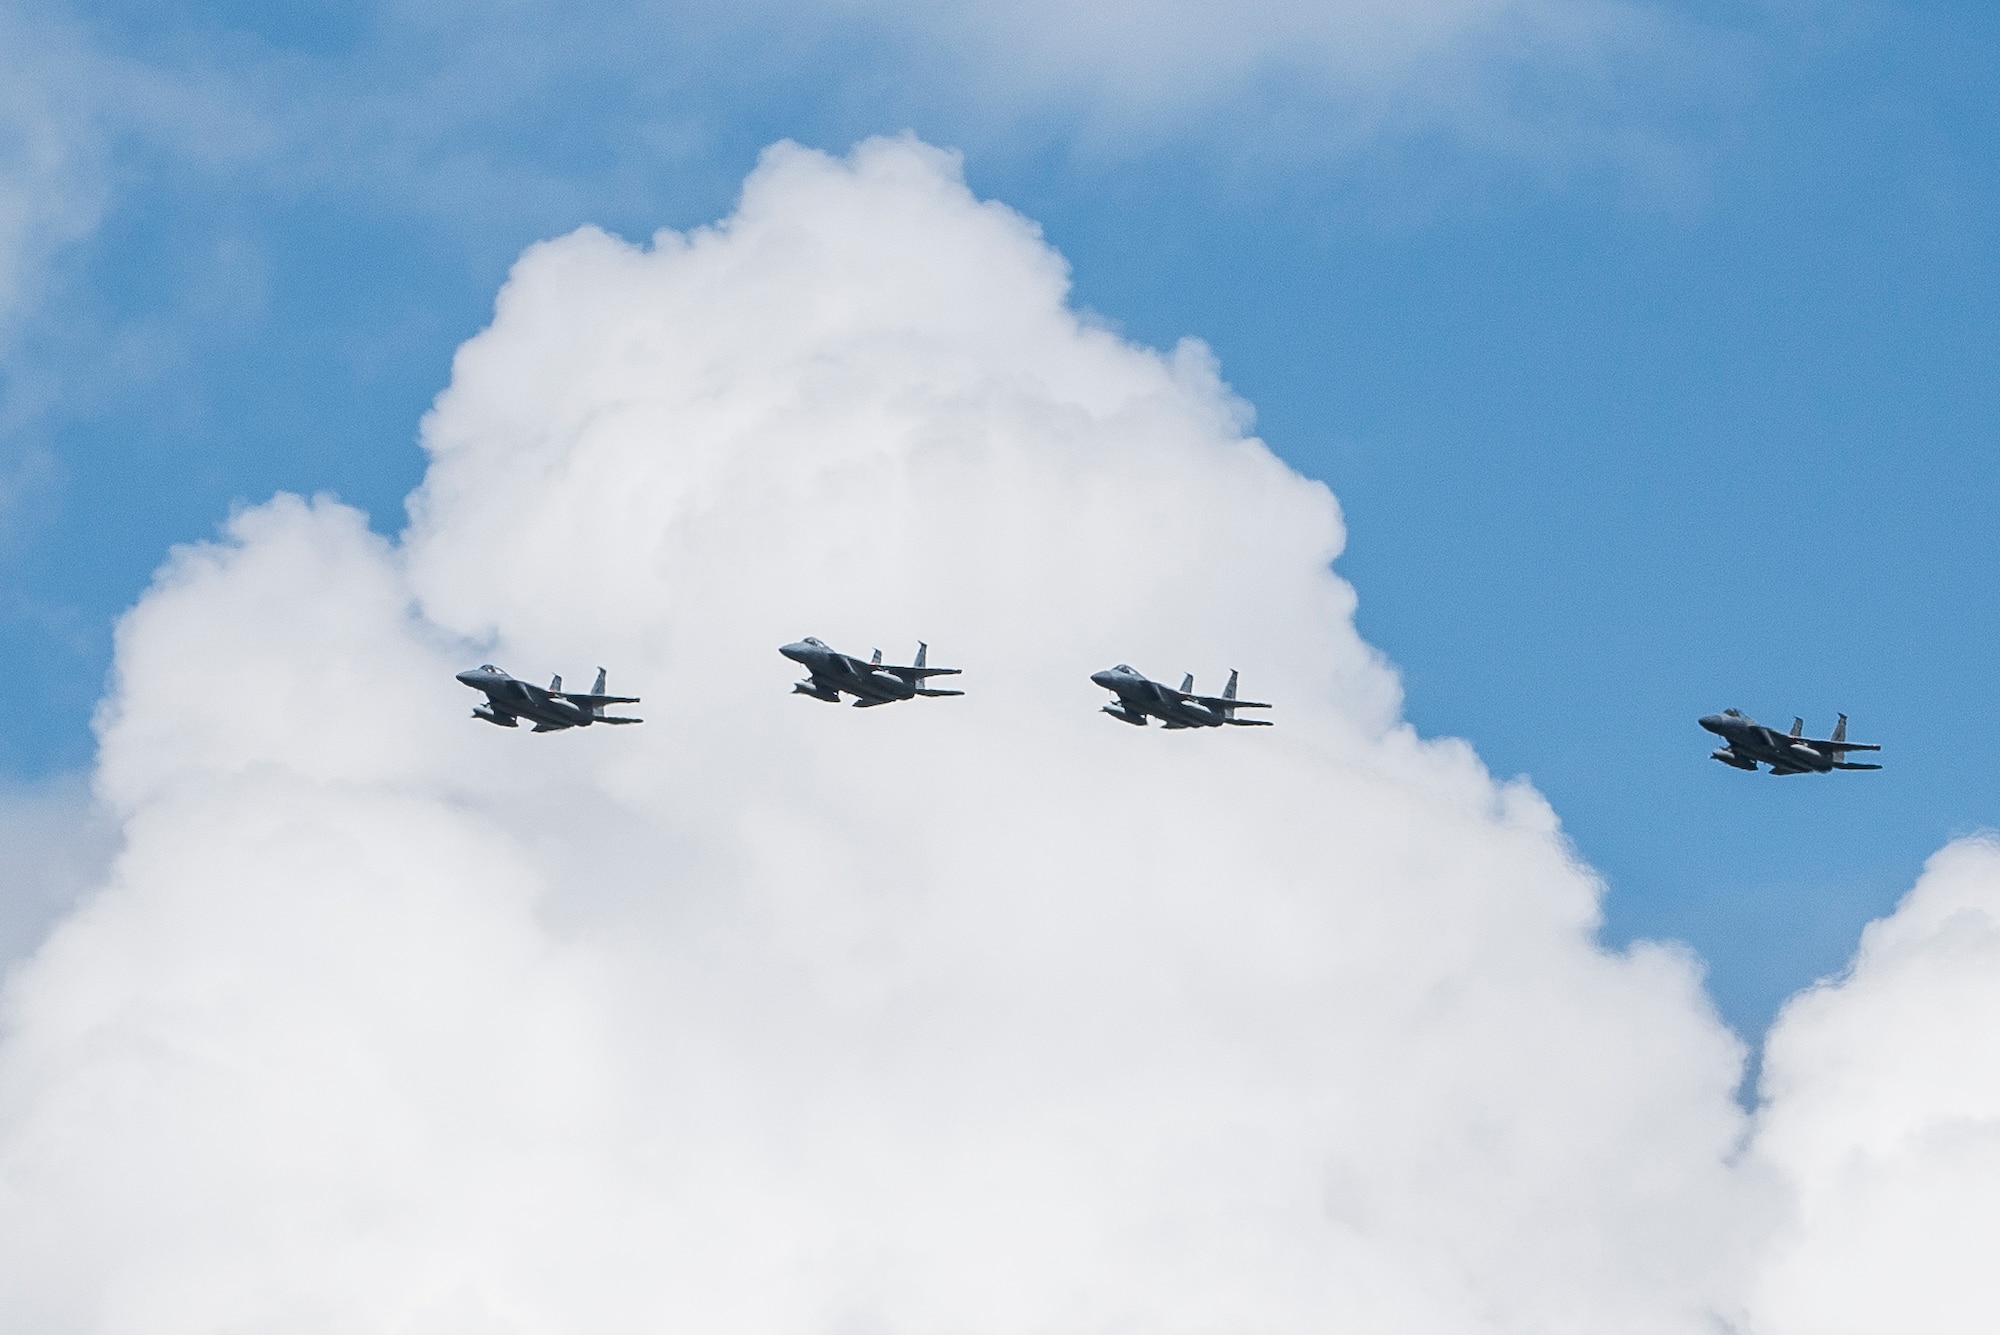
xmin=3 ymin=0 xmax=1996 ymax=1040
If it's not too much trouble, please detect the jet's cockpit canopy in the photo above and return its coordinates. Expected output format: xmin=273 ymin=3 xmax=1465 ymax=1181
xmin=1113 ymin=664 xmax=1135 ymax=674
xmin=1723 ymin=708 xmax=1744 ymax=717
xmin=802 ymin=637 xmax=826 ymax=647
xmin=479 ymin=664 xmax=502 ymax=673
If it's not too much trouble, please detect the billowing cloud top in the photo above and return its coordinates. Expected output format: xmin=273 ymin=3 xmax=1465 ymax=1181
xmin=1 ymin=137 xmax=1994 ymax=1333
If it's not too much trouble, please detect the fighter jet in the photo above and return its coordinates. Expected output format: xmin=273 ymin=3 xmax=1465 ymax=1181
xmin=1090 ymin=665 xmax=1272 ymax=729
xmin=456 ymin=665 xmax=642 ymax=731
xmin=1698 ymin=709 xmax=1880 ymax=775
xmin=780 ymin=638 xmax=963 ymax=707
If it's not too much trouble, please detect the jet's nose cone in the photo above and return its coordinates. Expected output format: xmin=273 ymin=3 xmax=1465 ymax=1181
xmin=455 ymin=669 xmax=482 ymax=687
xmin=1698 ymin=713 xmax=1729 ymax=733
xmin=1090 ymin=669 xmax=1117 ymax=688
xmin=779 ymin=641 xmax=811 ymax=663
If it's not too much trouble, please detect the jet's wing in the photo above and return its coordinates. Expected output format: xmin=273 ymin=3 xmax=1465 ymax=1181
xmin=878 ymin=666 xmax=961 ymax=681
xmin=554 ymin=692 xmax=641 ymax=706
xmin=1797 ymin=738 xmax=1881 ymax=752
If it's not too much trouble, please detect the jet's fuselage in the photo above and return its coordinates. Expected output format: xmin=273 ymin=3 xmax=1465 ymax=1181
xmin=1091 ymin=666 xmax=1230 ymax=729
xmin=457 ymin=666 xmax=596 ymax=730
xmin=781 ymin=639 xmax=917 ymax=704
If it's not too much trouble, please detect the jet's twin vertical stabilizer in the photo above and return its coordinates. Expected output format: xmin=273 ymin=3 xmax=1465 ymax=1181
xmin=901 ymin=641 xmax=964 ymax=697
xmin=1824 ymin=712 xmax=1882 ymax=769
xmin=1214 ymin=668 xmax=1273 ymax=726
xmin=557 ymin=668 xmax=644 ymax=723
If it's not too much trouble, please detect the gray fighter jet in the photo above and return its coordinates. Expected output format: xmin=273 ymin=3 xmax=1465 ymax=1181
xmin=456 ymin=665 xmax=642 ymax=731
xmin=1698 ymin=709 xmax=1880 ymax=774
xmin=1090 ymin=665 xmax=1272 ymax=729
xmin=780 ymin=638 xmax=963 ymax=707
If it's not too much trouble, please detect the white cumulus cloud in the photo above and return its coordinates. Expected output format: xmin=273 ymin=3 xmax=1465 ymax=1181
xmin=1747 ymin=835 xmax=2000 ymax=1335
xmin=0 ymin=134 xmax=1982 ymax=1334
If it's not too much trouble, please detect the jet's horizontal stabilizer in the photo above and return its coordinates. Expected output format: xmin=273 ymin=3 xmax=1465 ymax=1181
xmin=553 ymin=667 xmax=641 ymax=725
xmin=1187 ymin=670 xmax=1271 ymax=712
xmin=880 ymin=642 xmax=961 ymax=680
xmin=1832 ymin=761 xmax=1883 ymax=770
xmin=556 ymin=665 xmax=639 ymax=706
xmin=913 ymin=687 xmax=964 ymax=697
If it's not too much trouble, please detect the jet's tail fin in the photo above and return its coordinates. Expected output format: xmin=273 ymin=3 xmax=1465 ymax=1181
xmin=560 ymin=669 xmax=641 ymax=716
xmin=870 ymin=648 xmax=883 ymax=666
xmin=1187 ymin=670 xmax=1273 ymax=725
xmin=549 ymin=674 xmax=563 ymax=694
xmin=905 ymin=643 xmax=962 ymax=695
xmin=1819 ymin=714 xmax=1880 ymax=761
xmin=1179 ymin=672 xmax=1194 ymax=694
xmin=1790 ymin=717 xmax=1804 ymax=737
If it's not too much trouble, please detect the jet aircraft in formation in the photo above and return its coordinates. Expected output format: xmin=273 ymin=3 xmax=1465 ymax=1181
xmin=451 ymin=651 xmax=1889 ymax=779
xmin=456 ymin=665 xmax=642 ymax=731
xmin=1089 ymin=664 xmax=1272 ymax=729
xmin=780 ymin=637 xmax=964 ymax=707
xmin=1698 ymin=709 xmax=1881 ymax=775
xmin=459 ymin=643 xmax=1277 ymax=734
